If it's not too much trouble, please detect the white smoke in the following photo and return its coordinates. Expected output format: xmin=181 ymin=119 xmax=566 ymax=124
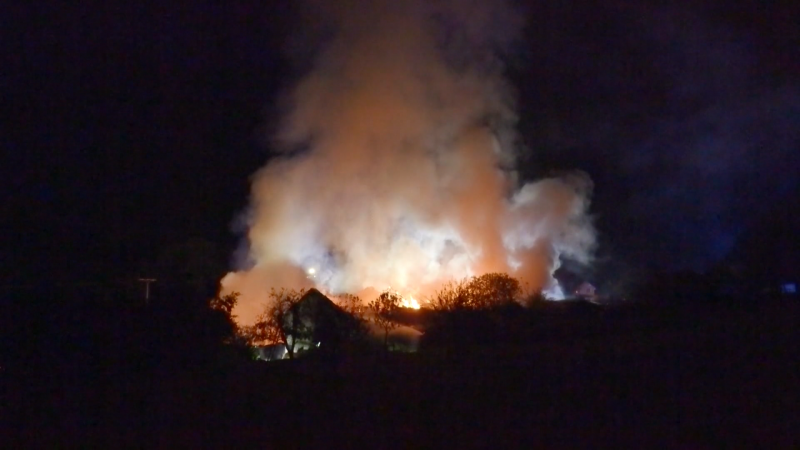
xmin=222 ymin=0 xmax=595 ymax=324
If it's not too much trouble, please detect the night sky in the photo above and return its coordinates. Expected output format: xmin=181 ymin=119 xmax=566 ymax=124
xmin=2 ymin=0 xmax=798 ymax=288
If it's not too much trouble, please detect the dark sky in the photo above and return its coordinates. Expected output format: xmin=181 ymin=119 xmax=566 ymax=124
xmin=2 ymin=0 xmax=798 ymax=286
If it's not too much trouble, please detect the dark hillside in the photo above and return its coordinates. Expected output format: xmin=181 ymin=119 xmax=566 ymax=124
xmin=5 ymin=291 xmax=796 ymax=448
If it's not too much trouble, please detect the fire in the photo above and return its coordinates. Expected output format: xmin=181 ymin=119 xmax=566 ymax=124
xmin=399 ymin=295 xmax=421 ymax=310
xmin=218 ymin=0 xmax=596 ymax=327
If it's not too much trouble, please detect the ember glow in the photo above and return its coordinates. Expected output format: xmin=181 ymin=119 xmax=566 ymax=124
xmin=221 ymin=0 xmax=595 ymax=325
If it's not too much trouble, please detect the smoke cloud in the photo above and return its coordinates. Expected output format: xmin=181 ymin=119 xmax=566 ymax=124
xmin=222 ymin=0 xmax=595 ymax=324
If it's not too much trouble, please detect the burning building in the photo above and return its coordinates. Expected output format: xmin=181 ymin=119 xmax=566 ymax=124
xmin=252 ymin=288 xmax=422 ymax=360
xmin=221 ymin=0 xmax=596 ymax=325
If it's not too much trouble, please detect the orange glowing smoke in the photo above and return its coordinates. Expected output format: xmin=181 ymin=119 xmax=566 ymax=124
xmin=220 ymin=0 xmax=594 ymax=325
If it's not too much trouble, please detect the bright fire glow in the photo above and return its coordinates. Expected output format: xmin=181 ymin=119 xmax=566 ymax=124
xmin=399 ymin=295 xmax=421 ymax=310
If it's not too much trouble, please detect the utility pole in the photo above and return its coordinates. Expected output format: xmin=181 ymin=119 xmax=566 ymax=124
xmin=138 ymin=278 xmax=156 ymax=304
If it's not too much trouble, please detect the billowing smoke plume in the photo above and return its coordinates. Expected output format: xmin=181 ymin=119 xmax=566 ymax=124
xmin=222 ymin=0 xmax=595 ymax=324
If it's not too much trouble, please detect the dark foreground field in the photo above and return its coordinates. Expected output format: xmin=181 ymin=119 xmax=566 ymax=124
xmin=4 ymin=300 xmax=799 ymax=448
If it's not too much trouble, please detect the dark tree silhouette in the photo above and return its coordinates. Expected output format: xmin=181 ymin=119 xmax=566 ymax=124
xmin=424 ymin=273 xmax=526 ymax=351
xmin=210 ymin=291 xmax=239 ymax=316
xmin=335 ymin=293 xmax=369 ymax=343
xmin=368 ymin=291 xmax=401 ymax=349
xmin=522 ymin=290 xmax=548 ymax=309
xmin=250 ymin=288 xmax=308 ymax=359
xmin=462 ymin=272 xmax=522 ymax=308
xmin=431 ymin=273 xmax=522 ymax=311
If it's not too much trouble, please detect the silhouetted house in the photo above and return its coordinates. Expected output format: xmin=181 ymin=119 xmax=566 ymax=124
xmin=255 ymin=289 xmax=427 ymax=360
xmin=286 ymin=288 xmax=364 ymax=355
